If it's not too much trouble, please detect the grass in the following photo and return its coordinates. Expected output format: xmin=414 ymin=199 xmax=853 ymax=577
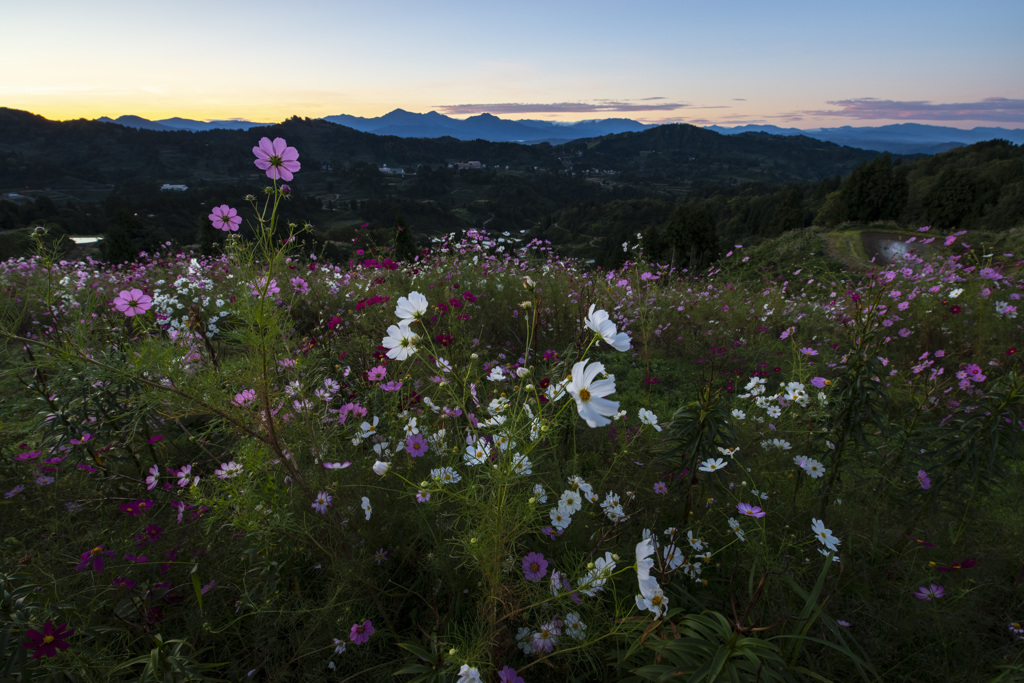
xmin=1 ymin=217 xmax=1023 ymax=681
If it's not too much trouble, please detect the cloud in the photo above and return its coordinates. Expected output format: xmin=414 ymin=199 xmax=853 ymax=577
xmin=435 ymin=100 xmax=690 ymax=116
xmin=802 ymin=97 xmax=1024 ymax=123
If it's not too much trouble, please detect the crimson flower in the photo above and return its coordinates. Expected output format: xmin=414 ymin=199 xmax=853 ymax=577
xmin=208 ymin=205 xmax=241 ymax=232
xmin=936 ymin=558 xmax=977 ymax=573
xmin=22 ymin=621 xmax=74 ymax=659
xmin=253 ymin=137 xmax=300 ymax=181
xmin=112 ymin=289 xmax=153 ymax=317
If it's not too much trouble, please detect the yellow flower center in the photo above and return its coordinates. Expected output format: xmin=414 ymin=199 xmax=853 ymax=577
xmin=651 ymin=595 xmax=663 ymax=606
xmin=43 ymin=635 xmax=55 ymax=644
xmin=579 ymin=388 xmax=591 ymax=402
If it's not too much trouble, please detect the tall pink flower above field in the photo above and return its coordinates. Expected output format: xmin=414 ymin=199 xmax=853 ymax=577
xmin=253 ymin=137 xmax=300 ymax=181
xmin=208 ymin=205 xmax=241 ymax=232
xmin=112 ymin=289 xmax=152 ymax=317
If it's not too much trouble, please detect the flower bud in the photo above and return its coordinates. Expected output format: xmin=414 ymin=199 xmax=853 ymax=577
xmin=280 ymin=184 xmax=291 ymax=196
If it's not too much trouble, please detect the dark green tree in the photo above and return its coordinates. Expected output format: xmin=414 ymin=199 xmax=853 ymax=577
xmin=104 ymin=210 xmax=141 ymax=263
xmin=923 ymin=167 xmax=979 ymax=230
xmin=666 ymin=202 xmax=719 ymax=271
xmin=843 ymin=154 xmax=909 ymax=222
xmin=392 ymin=214 xmax=418 ymax=262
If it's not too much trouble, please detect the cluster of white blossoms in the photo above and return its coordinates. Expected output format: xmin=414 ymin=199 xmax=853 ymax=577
xmin=382 ymin=291 xmax=428 ymax=360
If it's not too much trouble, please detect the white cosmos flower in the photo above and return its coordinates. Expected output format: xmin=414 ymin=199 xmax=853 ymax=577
xmin=361 ymin=496 xmax=372 ymax=520
xmin=811 ymin=518 xmax=840 ymax=551
xmin=382 ymin=323 xmax=418 ymax=361
xmin=638 ymin=408 xmax=662 ymax=431
xmin=584 ymin=304 xmax=631 ymax=352
xmin=567 ymin=360 xmax=619 ymax=428
xmin=394 ymin=291 xmax=428 ymax=325
xmin=698 ymin=458 xmax=727 ymax=473
xmin=372 ymin=460 xmax=390 ymax=476
xmin=558 ymin=490 xmax=583 ymax=515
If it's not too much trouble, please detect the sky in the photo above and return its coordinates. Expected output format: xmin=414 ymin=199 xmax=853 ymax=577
xmin=4 ymin=0 xmax=1023 ymax=130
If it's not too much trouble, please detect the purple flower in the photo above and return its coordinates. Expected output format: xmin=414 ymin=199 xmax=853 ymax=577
xmin=111 ymin=576 xmax=136 ymax=589
xmin=914 ymin=583 xmax=945 ymax=601
xmin=498 ymin=666 xmax=525 ymax=683
xmin=76 ymin=545 xmax=115 ymax=573
xmin=653 ymin=481 xmax=668 ymax=495
xmin=349 ymin=620 xmax=374 ymax=645
xmin=134 ymin=524 xmax=163 ymax=547
xmin=522 ymin=552 xmax=549 ymax=582
xmin=112 ymin=289 xmax=153 ymax=317
xmin=253 ymin=137 xmax=301 ymax=181
xmin=208 ymin=205 xmax=241 ymax=232
xmin=415 ymin=489 xmax=431 ymax=503
xmin=21 ymin=621 xmax=74 ymax=659
xmin=120 ymin=499 xmax=155 ymax=516
xmin=917 ymin=470 xmax=931 ymax=490
xmin=5 ymin=485 xmax=24 ymax=499
xmin=737 ymin=502 xmax=766 ymax=518
xmin=375 ymin=548 xmax=388 ymax=565
xmin=406 ymin=433 xmax=428 ymax=458
xmin=810 ymin=377 xmax=828 ymax=389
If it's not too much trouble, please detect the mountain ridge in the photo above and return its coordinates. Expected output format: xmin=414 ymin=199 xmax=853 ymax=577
xmin=86 ymin=109 xmax=1024 ymax=154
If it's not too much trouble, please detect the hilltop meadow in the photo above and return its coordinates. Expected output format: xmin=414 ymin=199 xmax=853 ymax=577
xmin=2 ymin=136 xmax=1024 ymax=682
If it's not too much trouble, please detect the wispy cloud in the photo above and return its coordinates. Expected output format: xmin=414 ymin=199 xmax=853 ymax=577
xmin=435 ymin=100 xmax=690 ymax=116
xmin=802 ymin=97 xmax=1024 ymax=123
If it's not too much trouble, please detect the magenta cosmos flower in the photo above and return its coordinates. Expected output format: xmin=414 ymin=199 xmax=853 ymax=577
xmin=208 ymin=205 xmax=241 ymax=232
xmin=22 ymin=621 xmax=74 ymax=659
xmin=349 ymin=619 xmax=374 ymax=645
xmin=522 ymin=551 xmax=549 ymax=582
xmin=76 ymin=545 xmax=115 ymax=573
xmin=112 ymin=289 xmax=152 ymax=317
xmin=253 ymin=137 xmax=300 ymax=181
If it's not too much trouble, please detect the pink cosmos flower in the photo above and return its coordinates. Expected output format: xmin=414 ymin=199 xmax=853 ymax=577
xmin=406 ymin=433 xmax=428 ymax=457
xmin=737 ymin=502 xmax=766 ymax=518
xmin=349 ymin=620 xmax=374 ymax=645
xmin=914 ymin=583 xmax=945 ymax=601
xmin=522 ymin=552 xmax=549 ymax=582
xmin=811 ymin=377 xmax=828 ymax=389
xmin=112 ymin=289 xmax=153 ymax=317
xmin=208 ymin=205 xmax=241 ymax=232
xmin=917 ymin=470 xmax=931 ymax=490
xmin=498 ymin=666 xmax=525 ymax=683
xmin=253 ymin=137 xmax=301 ymax=181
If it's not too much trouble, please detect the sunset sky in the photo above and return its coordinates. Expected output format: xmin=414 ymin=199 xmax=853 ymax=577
xmin=4 ymin=0 xmax=1022 ymax=129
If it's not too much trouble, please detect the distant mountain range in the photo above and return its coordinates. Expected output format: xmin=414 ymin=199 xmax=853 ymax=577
xmin=94 ymin=110 xmax=1024 ymax=155
xmin=706 ymin=123 xmax=1024 ymax=155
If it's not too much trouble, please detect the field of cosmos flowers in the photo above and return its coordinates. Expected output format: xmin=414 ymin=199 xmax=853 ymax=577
xmin=2 ymin=138 xmax=1024 ymax=682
